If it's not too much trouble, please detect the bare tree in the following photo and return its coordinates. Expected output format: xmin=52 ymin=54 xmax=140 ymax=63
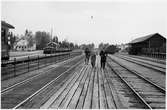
xmin=25 ymin=30 xmax=34 ymax=48
xmin=35 ymin=31 xmax=51 ymax=50
xmin=53 ymin=36 xmax=58 ymax=43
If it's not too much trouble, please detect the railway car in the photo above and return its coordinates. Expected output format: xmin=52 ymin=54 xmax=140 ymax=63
xmin=43 ymin=42 xmax=72 ymax=54
xmin=43 ymin=47 xmax=72 ymax=54
xmin=105 ymin=45 xmax=120 ymax=54
xmin=1 ymin=21 xmax=15 ymax=60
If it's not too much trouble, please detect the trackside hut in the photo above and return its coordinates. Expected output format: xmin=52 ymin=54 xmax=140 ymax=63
xmin=47 ymin=42 xmax=59 ymax=49
xmin=129 ymin=33 xmax=166 ymax=55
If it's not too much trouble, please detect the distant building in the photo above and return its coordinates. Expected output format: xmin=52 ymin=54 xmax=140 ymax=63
xmin=1 ymin=21 xmax=14 ymax=60
xmin=129 ymin=33 xmax=166 ymax=55
xmin=14 ymin=37 xmax=36 ymax=51
xmin=47 ymin=42 xmax=59 ymax=49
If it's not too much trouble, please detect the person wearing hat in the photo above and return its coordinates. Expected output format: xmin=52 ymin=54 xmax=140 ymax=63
xmin=91 ymin=51 xmax=96 ymax=68
xmin=84 ymin=48 xmax=90 ymax=65
xmin=100 ymin=49 xmax=107 ymax=69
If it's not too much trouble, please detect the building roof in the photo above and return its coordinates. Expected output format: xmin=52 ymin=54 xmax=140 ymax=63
xmin=47 ymin=42 xmax=59 ymax=45
xmin=16 ymin=39 xmax=28 ymax=46
xmin=129 ymin=33 xmax=163 ymax=44
xmin=1 ymin=21 xmax=15 ymax=29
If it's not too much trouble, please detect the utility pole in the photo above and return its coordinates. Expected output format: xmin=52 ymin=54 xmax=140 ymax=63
xmin=51 ymin=28 xmax=53 ymax=42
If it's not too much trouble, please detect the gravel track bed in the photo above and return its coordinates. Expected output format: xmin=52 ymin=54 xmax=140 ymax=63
xmin=107 ymin=59 xmax=165 ymax=109
xmin=109 ymin=55 xmax=165 ymax=89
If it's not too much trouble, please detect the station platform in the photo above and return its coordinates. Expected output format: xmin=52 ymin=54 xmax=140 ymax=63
xmin=40 ymin=56 xmax=124 ymax=109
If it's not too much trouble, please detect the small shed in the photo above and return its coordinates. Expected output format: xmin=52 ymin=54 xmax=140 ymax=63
xmin=129 ymin=33 xmax=166 ymax=55
xmin=47 ymin=42 xmax=59 ymax=49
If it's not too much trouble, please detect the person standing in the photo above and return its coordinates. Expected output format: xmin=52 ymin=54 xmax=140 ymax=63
xmin=100 ymin=49 xmax=107 ymax=69
xmin=91 ymin=52 xmax=96 ymax=68
xmin=84 ymin=48 xmax=90 ymax=65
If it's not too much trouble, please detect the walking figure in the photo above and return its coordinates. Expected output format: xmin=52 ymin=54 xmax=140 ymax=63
xmin=84 ymin=48 xmax=90 ymax=65
xmin=100 ymin=49 xmax=107 ymax=69
xmin=91 ymin=52 xmax=96 ymax=68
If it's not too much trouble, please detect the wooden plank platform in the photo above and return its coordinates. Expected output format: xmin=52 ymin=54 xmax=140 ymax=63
xmin=41 ymin=56 xmax=118 ymax=109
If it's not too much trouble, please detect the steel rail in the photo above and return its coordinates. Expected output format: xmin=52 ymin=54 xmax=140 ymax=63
xmin=107 ymin=62 xmax=152 ymax=109
xmin=1 ymin=55 xmax=83 ymax=95
xmin=2 ymin=52 xmax=82 ymax=80
xmin=13 ymin=58 xmax=84 ymax=109
xmin=108 ymin=56 xmax=166 ymax=93
xmin=118 ymin=55 xmax=165 ymax=70
xmin=128 ymin=55 xmax=166 ymax=65
xmin=119 ymin=53 xmax=166 ymax=65
xmin=115 ymin=55 xmax=165 ymax=74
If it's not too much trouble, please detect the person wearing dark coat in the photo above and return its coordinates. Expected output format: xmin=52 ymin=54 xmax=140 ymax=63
xmin=100 ymin=49 xmax=107 ymax=69
xmin=91 ymin=52 xmax=96 ymax=68
xmin=84 ymin=48 xmax=90 ymax=65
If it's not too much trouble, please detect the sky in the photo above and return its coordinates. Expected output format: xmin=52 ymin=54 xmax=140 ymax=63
xmin=1 ymin=0 xmax=167 ymax=47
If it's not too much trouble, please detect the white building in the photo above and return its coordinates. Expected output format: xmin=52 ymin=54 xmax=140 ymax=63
xmin=14 ymin=37 xmax=36 ymax=51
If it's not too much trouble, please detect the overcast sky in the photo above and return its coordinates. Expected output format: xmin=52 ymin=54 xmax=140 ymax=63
xmin=2 ymin=0 xmax=167 ymax=47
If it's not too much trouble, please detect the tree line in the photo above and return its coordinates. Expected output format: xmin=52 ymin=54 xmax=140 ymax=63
xmin=8 ymin=29 xmax=79 ymax=50
xmin=8 ymin=29 xmax=121 ymax=53
xmin=98 ymin=42 xmax=121 ymax=54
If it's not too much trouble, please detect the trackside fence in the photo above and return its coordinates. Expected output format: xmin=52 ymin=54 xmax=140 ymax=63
xmin=1 ymin=51 xmax=83 ymax=80
xmin=142 ymin=52 xmax=166 ymax=59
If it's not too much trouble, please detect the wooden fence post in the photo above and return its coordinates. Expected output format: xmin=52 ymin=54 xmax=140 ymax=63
xmin=55 ymin=55 xmax=56 ymax=63
xmin=58 ymin=55 xmax=60 ymax=62
xmin=38 ymin=55 xmax=39 ymax=70
xmin=45 ymin=54 xmax=47 ymax=66
xmin=51 ymin=55 xmax=52 ymax=64
xmin=14 ymin=58 xmax=16 ymax=77
xmin=28 ymin=56 xmax=30 ymax=72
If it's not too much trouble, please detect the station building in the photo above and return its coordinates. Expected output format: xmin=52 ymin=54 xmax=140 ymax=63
xmin=129 ymin=33 xmax=166 ymax=55
xmin=1 ymin=21 xmax=15 ymax=60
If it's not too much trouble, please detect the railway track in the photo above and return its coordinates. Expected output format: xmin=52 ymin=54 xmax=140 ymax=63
xmin=107 ymin=57 xmax=165 ymax=109
xmin=123 ymin=54 xmax=166 ymax=65
xmin=109 ymin=55 xmax=165 ymax=89
xmin=1 ymin=55 xmax=83 ymax=92
xmin=103 ymin=66 xmax=149 ymax=109
xmin=1 ymin=56 xmax=84 ymax=109
xmin=2 ymin=52 xmax=81 ymax=80
xmin=115 ymin=55 xmax=166 ymax=74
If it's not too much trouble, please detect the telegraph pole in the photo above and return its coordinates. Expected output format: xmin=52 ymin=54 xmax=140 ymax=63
xmin=51 ymin=27 xmax=53 ymax=42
